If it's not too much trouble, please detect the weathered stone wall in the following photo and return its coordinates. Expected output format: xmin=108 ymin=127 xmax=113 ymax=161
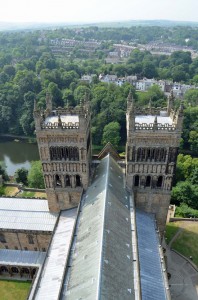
xmin=135 ymin=190 xmax=171 ymax=235
xmin=126 ymin=96 xmax=183 ymax=236
xmin=0 ymin=230 xmax=51 ymax=251
xmin=34 ymin=103 xmax=91 ymax=212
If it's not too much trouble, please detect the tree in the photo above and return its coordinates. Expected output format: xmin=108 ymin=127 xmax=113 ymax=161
xmin=15 ymin=168 xmax=28 ymax=185
xmin=27 ymin=161 xmax=45 ymax=189
xmin=184 ymin=89 xmax=198 ymax=107
xmin=171 ymin=181 xmax=198 ymax=209
xmin=102 ymin=121 xmax=121 ymax=148
xmin=0 ymin=162 xmax=9 ymax=181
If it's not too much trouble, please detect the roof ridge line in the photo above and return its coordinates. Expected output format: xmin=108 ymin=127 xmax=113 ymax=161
xmin=96 ymin=154 xmax=110 ymax=300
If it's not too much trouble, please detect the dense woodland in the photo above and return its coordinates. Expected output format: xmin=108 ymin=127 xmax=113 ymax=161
xmin=0 ymin=26 xmax=197 ymax=214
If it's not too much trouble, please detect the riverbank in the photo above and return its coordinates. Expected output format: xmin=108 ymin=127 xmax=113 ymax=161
xmin=0 ymin=134 xmax=36 ymax=143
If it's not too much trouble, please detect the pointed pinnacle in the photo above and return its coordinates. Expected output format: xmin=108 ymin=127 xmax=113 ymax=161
xmin=58 ymin=114 xmax=62 ymax=128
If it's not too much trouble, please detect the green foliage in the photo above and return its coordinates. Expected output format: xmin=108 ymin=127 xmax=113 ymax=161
xmin=176 ymin=154 xmax=198 ymax=181
xmin=175 ymin=203 xmax=198 ymax=218
xmin=14 ymin=167 xmax=28 ymax=185
xmin=102 ymin=121 xmax=121 ymax=148
xmin=0 ymin=162 xmax=9 ymax=181
xmin=171 ymin=181 xmax=198 ymax=209
xmin=181 ymin=107 xmax=198 ymax=155
xmin=27 ymin=161 xmax=45 ymax=189
xmin=172 ymin=155 xmax=198 ymax=211
xmin=184 ymin=89 xmax=198 ymax=106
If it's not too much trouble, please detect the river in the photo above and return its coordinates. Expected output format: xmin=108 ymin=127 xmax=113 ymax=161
xmin=0 ymin=138 xmax=39 ymax=176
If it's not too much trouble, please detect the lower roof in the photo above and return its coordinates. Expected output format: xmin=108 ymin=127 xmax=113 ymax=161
xmin=136 ymin=209 xmax=167 ymax=300
xmin=0 ymin=197 xmax=58 ymax=232
xmin=0 ymin=249 xmax=45 ymax=267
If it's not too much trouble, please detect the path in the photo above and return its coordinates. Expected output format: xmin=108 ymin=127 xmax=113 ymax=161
xmin=165 ymin=246 xmax=198 ymax=300
xmin=164 ymin=223 xmax=198 ymax=299
xmin=168 ymin=228 xmax=183 ymax=248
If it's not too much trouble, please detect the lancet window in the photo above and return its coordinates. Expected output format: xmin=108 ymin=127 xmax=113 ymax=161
xmin=136 ymin=147 xmax=167 ymax=162
xmin=50 ymin=146 xmax=79 ymax=161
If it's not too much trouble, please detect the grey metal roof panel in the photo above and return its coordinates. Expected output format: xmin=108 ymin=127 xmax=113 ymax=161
xmin=136 ymin=209 xmax=167 ymax=300
xmin=34 ymin=208 xmax=77 ymax=300
xmin=0 ymin=210 xmax=57 ymax=231
xmin=0 ymin=249 xmax=45 ymax=266
xmin=63 ymin=155 xmax=135 ymax=300
xmin=0 ymin=197 xmax=57 ymax=231
xmin=0 ymin=197 xmax=50 ymax=212
xmin=135 ymin=115 xmax=172 ymax=125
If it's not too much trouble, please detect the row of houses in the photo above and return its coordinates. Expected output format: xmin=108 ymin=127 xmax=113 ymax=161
xmin=50 ymin=38 xmax=101 ymax=49
xmin=81 ymin=74 xmax=197 ymax=98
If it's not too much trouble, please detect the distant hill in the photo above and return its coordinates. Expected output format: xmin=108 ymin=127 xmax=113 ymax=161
xmin=0 ymin=19 xmax=198 ymax=31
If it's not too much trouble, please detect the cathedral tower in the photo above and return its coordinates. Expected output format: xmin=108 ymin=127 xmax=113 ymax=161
xmin=126 ymin=92 xmax=183 ymax=234
xmin=34 ymin=94 xmax=91 ymax=212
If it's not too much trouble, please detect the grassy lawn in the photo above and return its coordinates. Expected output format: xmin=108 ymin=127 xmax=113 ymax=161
xmin=0 ymin=186 xmax=19 ymax=196
xmin=165 ymin=222 xmax=179 ymax=244
xmin=18 ymin=191 xmax=47 ymax=198
xmin=0 ymin=279 xmax=31 ymax=300
xmin=172 ymin=221 xmax=198 ymax=267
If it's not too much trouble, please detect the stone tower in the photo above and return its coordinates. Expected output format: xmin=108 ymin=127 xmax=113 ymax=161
xmin=34 ymin=94 xmax=91 ymax=212
xmin=126 ymin=92 xmax=183 ymax=234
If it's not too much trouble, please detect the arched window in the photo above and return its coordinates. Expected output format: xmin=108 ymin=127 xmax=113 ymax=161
xmin=21 ymin=268 xmax=29 ymax=274
xmin=65 ymin=175 xmax=70 ymax=187
xmin=134 ymin=175 xmax=139 ymax=187
xmin=50 ymin=146 xmax=54 ymax=160
xmin=157 ymin=176 xmax=163 ymax=188
xmin=27 ymin=235 xmax=34 ymax=245
xmin=11 ymin=267 xmax=19 ymax=274
xmin=76 ymin=175 xmax=81 ymax=187
xmin=147 ymin=148 xmax=151 ymax=160
xmin=0 ymin=266 xmax=8 ymax=273
xmin=151 ymin=148 xmax=155 ymax=160
xmin=55 ymin=175 xmax=62 ymax=187
xmin=69 ymin=147 xmax=73 ymax=160
xmin=0 ymin=233 xmax=6 ymax=243
xmin=32 ymin=268 xmax=37 ymax=276
xmin=137 ymin=148 xmax=141 ymax=161
xmin=146 ymin=176 xmax=151 ymax=187
xmin=73 ymin=147 xmax=79 ymax=161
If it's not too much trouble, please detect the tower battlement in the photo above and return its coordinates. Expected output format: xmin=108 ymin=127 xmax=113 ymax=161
xmin=126 ymin=91 xmax=183 ymax=235
xmin=126 ymin=90 xmax=183 ymax=134
xmin=34 ymin=93 xmax=91 ymax=213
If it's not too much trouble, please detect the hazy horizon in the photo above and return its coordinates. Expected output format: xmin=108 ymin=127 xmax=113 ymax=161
xmin=0 ymin=0 xmax=197 ymax=24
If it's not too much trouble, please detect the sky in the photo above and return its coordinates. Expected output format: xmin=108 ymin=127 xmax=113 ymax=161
xmin=0 ymin=0 xmax=197 ymax=23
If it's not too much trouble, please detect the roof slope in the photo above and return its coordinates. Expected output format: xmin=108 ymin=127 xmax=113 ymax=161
xmin=33 ymin=208 xmax=77 ymax=300
xmin=0 ymin=198 xmax=57 ymax=231
xmin=136 ymin=209 xmax=167 ymax=300
xmin=62 ymin=155 xmax=135 ymax=300
xmin=0 ymin=249 xmax=45 ymax=266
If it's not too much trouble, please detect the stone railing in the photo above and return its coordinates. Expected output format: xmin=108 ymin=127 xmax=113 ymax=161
xmin=135 ymin=123 xmax=176 ymax=131
xmin=135 ymin=107 xmax=167 ymax=115
xmin=41 ymin=122 xmax=79 ymax=129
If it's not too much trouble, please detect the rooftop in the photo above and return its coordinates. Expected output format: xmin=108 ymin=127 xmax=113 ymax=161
xmin=0 ymin=249 xmax=45 ymax=267
xmin=61 ymin=155 xmax=135 ymax=300
xmin=33 ymin=208 xmax=77 ymax=300
xmin=0 ymin=198 xmax=58 ymax=231
xmin=44 ymin=115 xmax=79 ymax=125
xmin=135 ymin=115 xmax=172 ymax=125
xmin=136 ymin=209 xmax=167 ymax=300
